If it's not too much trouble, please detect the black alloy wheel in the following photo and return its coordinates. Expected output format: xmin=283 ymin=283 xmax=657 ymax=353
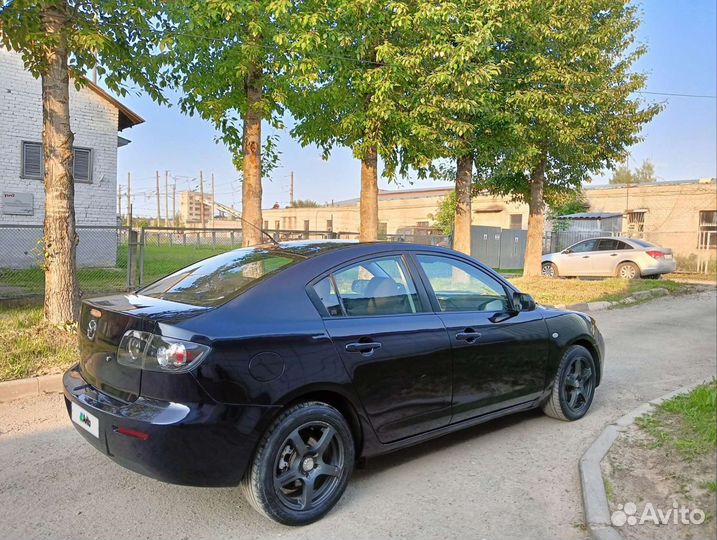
xmin=542 ymin=345 xmax=597 ymax=421
xmin=242 ymin=402 xmax=354 ymax=525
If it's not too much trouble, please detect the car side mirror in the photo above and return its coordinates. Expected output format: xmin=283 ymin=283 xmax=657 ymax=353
xmin=562 ymin=248 xmax=571 ymax=254
xmin=512 ymin=292 xmax=536 ymax=312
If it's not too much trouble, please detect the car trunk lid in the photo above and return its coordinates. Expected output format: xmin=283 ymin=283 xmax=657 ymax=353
xmin=78 ymin=294 xmax=210 ymax=401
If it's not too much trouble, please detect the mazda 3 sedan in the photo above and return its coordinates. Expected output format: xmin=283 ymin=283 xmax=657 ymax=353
xmin=64 ymin=241 xmax=605 ymax=525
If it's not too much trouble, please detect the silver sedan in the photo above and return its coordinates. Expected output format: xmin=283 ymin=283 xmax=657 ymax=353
xmin=541 ymin=237 xmax=677 ymax=279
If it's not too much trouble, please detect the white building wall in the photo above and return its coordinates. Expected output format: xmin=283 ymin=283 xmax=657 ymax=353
xmin=0 ymin=48 xmax=120 ymax=267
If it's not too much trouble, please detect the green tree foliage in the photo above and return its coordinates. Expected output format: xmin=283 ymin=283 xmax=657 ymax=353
xmin=610 ymin=162 xmax=634 ymax=184
xmin=476 ymin=0 xmax=662 ymax=276
xmin=430 ymin=192 xmax=457 ymax=236
xmin=610 ymin=158 xmax=656 ymax=184
xmin=162 ymin=0 xmax=324 ymax=245
xmin=1 ymin=0 xmax=166 ymax=323
xmin=290 ymin=199 xmax=321 ymax=208
xmin=547 ymin=190 xmax=590 ymax=231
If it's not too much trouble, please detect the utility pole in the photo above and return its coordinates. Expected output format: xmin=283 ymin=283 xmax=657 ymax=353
xmin=127 ymin=172 xmax=132 ymax=229
xmin=199 ymin=170 xmax=205 ymax=228
xmin=155 ymin=170 xmax=161 ymax=226
xmin=211 ymin=173 xmax=215 ymax=229
xmin=172 ymin=183 xmax=177 ymax=227
xmin=117 ymin=185 xmax=122 ymax=224
xmin=290 ymin=171 xmax=295 ymax=206
xmin=164 ymin=171 xmax=169 ymax=228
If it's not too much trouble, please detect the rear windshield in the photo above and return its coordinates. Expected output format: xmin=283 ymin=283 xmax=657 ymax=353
xmin=139 ymin=247 xmax=301 ymax=307
xmin=629 ymin=239 xmax=658 ymax=248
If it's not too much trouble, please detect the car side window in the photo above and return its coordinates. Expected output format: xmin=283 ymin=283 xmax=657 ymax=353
xmin=570 ymin=240 xmax=597 ymax=253
xmin=616 ymin=240 xmax=632 ymax=250
xmin=597 ymin=239 xmax=620 ymax=251
xmin=416 ymin=255 xmax=510 ymax=313
xmin=325 ymin=256 xmax=419 ymax=317
xmin=312 ymin=276 xmax=342 ymax=316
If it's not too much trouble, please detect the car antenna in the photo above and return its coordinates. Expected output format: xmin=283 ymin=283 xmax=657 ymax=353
xmin=212 ymin=200 xmax=280 ymax=247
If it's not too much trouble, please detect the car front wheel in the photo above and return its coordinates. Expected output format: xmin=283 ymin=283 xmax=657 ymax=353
xmin=242 ymin=401 xmax=355 ymax=525
xmin=542 ymin=345 xmax=597 ymax=421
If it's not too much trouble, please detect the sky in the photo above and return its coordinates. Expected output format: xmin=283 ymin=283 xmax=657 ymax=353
xmin=115 ymin=0 xmax=717 ymax=218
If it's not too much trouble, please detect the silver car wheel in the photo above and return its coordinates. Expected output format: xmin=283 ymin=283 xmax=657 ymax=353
xmin=618 ymin=262 xmax=639 ymax=279
xmin=542 ymin=262 xmax=556 ymax=278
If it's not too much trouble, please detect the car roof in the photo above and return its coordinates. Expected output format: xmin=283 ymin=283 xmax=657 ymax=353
xmin=255 ymin=239 xmax=455 ymax=258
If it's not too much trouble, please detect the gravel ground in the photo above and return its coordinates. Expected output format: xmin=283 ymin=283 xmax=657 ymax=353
xmin=1 ymin=289 xmax=715 ymax=540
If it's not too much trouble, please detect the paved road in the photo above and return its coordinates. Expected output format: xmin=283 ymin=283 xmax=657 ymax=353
xmin=1 ymin=290 xmax=715 ymax=540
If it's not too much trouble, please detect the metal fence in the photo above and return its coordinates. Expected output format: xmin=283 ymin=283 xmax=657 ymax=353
xmin=0 ymin=224 xmax=128 ymax=300
xmin=1 ymin=223 xmax=714 ymax=301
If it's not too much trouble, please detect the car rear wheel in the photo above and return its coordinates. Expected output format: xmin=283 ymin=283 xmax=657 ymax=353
xmin=617 ymin=261 xmax=640 ymax=280
xmin=542 ymin=262 xmax=559 ymax=278
xmin=542 ymin=345 xmax=596 ymax=421
xmin=242 ymin=401 xmax=355 ymax=525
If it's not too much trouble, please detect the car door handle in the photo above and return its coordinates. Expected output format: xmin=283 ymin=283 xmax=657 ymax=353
xmin=582 ymin=255 xmax=590 ymax=258
xmin=610 ymin=253 xmax=618 ymax=256
xmin=345 ymin=342 xmax=382 ymax=354
xmin=456 ymin=330 xmax=482 ymax=343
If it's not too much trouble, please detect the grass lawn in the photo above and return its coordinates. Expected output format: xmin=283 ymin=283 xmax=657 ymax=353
xmin=0 ymin=304 xmax=77 ymax=381
xmin=637 ymin=381 xmax=717 ymax=461
xmin=0 ymin=243 xmax=234 ymax=298
xmin=508 ymin=276 xmax=687 ymax=306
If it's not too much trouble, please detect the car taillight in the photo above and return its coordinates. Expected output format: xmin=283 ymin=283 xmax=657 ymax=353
xmin=646 ymin=250 xmax=664 ymax=259
xmin=117 ymin=330 xmax=210 ymax=373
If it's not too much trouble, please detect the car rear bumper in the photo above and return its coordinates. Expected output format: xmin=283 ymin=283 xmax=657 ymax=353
xmin=63 ymin=365 xmax=277 ymax=487
xmin=640 ymin=258 xmax=677 ymax=275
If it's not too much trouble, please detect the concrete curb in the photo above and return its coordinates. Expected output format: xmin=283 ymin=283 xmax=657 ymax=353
xmin=555 ymin=286 xmax=671 ymax=313
xmin=0 ymin=373 xmax=63 ymax=403
xmin=580 ymin=380 xmax=708 ymax=540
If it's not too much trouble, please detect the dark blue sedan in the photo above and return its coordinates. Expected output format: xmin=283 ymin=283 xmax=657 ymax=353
xmin=64 ymin=241 xmax=604 ymax=525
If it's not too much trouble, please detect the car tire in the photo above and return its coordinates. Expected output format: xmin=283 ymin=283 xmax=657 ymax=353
xmin=542 ymin=262 xmax=559 ymax=278
xmin=616 ymin=261 xmax=640 ymax=279
xmin=542 ymin=345 xmax=597 ymax=421
xmin=242 ymin=401 xmax=355 ymax=525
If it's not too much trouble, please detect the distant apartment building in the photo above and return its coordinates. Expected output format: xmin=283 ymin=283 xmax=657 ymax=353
xmin=0 ymin=47 xmax=142 ymax=268
xmin=179 ymin=191 xmax=215 ymax=225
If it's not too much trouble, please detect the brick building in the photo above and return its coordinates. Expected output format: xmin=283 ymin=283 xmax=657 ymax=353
xmin=0 ymin=48 xmax=142 ymax=268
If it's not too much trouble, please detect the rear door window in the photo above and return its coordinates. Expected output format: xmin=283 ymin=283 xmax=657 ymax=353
xmin=316 ymin=255 xmax=420 ymax=317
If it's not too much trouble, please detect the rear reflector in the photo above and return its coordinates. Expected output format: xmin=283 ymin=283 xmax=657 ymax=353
xmin=646 ymin=250 xmax=664 ymax=259
xmin=115 ymin=426 xmax=150 ymax=441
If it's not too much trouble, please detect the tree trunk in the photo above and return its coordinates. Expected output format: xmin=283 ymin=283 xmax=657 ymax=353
xmin=242 ymin=64 xmax=263 ymax=247
xmin=359 ymin=145 xmax=379 ymax=241
xmin=523 ymin=156 xmax=547 ymax=277
xmin=41 ymin=3 xmax=79 ymax=324
xmin=453 ymin=155 xmax=473 ymax=255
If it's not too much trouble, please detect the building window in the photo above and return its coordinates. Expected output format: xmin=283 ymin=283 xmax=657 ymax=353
xmin=378 ymin=222 xmax=388 ymax=239
xmin=699 ymin=210 xmax=716 ymax=248
xmin=625 ymin=210 xmax=645 ymax=234
xmin=22 ymin=141 xmax=93 ymax=182
xmin=326 ymin=219 xmax=333 ymax=232
xmin=274 ymin=220 xmax=280 ymax=230
xmin=509 ymin=214 xmax=523 ymax=230
xmin=416 ymin=221 xmax=429 ymax=228
xmin=263 ymin=220 xmax=269 ymax=230
xmin=303 ymin=220 xmax=310 ymax=231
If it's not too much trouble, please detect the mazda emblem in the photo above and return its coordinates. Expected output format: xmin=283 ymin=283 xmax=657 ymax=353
xmin=86 ymin=319 xmax=97 ymax=341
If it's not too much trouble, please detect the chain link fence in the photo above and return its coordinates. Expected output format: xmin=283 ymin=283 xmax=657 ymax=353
xmin=0 ymin=224 xmax=128 ymax=300
xmin=1 ymin=224 xmax=713 ymax=301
